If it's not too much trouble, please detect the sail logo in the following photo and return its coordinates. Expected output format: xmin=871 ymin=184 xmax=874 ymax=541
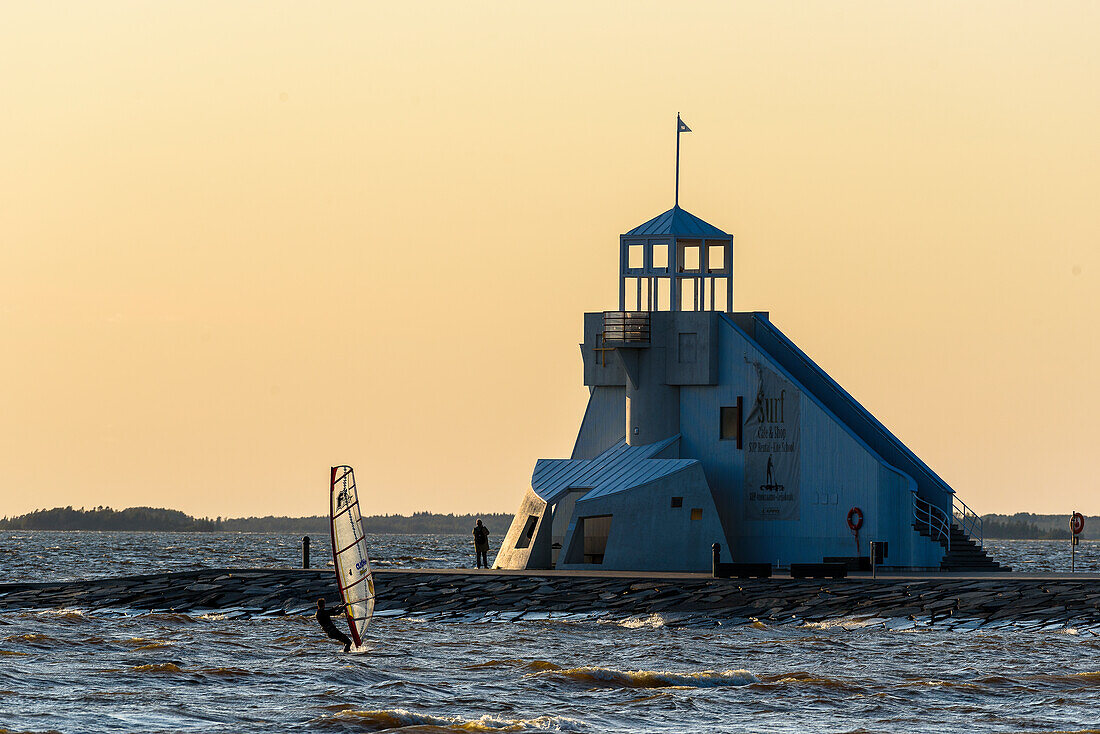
xmin=355 ymin=559 xmax=369 ymax=571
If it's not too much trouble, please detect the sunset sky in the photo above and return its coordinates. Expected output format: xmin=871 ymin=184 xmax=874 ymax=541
xmin=1 ymin=2 xmax=1098 ymax=518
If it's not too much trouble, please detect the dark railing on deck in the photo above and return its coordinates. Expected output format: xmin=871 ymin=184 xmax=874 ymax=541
xmin=602 ymin=311 xmax=651 ymax=344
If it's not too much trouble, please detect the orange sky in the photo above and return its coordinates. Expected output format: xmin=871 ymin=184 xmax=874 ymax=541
xmin=1 ymin=2 xmax=1098 ymax=518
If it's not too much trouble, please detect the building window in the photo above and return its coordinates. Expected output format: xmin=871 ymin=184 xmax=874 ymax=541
xmin=690 ymin=508 xmax=703 ymax=521
xmin=515 ymin=515 xmax=539 ymax=549
xmin=581 ymin=515 xmax=612 ymax=564
xmin=671 ymin=497 xmax=683 ymax=508
xmin=721 ymin=402 xmax=743 ymax=443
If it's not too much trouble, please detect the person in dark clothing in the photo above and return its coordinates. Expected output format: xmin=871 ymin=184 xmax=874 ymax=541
xmin=316 ymin=598 xmax=352 ymax=652
xmin=472 ymin=519 xmax=490 ymax=569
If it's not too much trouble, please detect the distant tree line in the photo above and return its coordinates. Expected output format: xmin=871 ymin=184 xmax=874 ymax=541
xmin=8 ymin=506 xmax=1090 ymax=539
xmin=0 ymin=506 xmax=513 ymax=535
xmin=0 ymin=506 xmax=219 ymax=531
xmin=981 ymin=513 xmax=1096 ymax=539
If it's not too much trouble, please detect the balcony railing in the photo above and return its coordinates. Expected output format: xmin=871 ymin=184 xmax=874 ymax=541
xmin=602 ymin=311 xmax=651 ymax=344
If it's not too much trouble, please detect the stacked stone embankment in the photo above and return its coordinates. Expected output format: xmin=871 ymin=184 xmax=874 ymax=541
xmin=2 ymin=569 xmax=1099 ymax=627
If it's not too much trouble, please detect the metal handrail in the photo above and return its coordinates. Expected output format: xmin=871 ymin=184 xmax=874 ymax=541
xmin=913 ymin=495 xmax=951 ymax=552
xmin=602 ymin=311 xmax=651 ymax=344
xmin=952 ymin=495 xmax=983 ymax=548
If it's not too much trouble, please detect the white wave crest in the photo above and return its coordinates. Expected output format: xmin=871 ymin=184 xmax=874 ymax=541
xmin=801 ymin=617 xmax=884 ymax=630
xmin=600 ymin=614 xmax=667 ymax=629
xmin=323 ymin=708 xmax=586 ymax=731
xmin=528 ymin=665 xmax=759 ymax=688
xmin=34 ymin=608 xmax=86 ymax=619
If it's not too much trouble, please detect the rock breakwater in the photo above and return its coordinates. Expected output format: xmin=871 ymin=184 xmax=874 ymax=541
xmin=2 ymin=569 xmax=1099 ymax=628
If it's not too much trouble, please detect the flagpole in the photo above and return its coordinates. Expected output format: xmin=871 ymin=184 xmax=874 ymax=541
xmin=675 ymin=113 xmax=681 ymax=208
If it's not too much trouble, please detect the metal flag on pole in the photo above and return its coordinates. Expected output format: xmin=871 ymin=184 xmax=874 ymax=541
xmin=675 ymin=113 xmax=691 ymax=207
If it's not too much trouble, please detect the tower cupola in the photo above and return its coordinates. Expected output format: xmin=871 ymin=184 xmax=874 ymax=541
xmin=618 ymin=206 xmax=733 ymax=312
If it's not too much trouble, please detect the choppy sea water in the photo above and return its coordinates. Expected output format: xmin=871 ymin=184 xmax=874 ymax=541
xmin=2 ymin=533 xmax=1100 ymax=733
xmin=0 ymin=531 xmax=478 ymax=583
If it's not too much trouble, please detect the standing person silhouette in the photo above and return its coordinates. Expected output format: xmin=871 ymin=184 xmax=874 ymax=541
xmin=472 ymin=519 xmax=491 ymax=569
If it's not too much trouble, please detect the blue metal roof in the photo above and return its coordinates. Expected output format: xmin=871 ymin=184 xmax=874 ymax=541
xmin=531 ymin=436 xmax=698 ymax=504
xmin=624 ymin=206 xmax=730 ymax=238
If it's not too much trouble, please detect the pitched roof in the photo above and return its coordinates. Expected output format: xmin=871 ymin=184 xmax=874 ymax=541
xmin=531 ymin=436 xmax=698 ymax=503
xmin=624 ymin=206 xmax=730 ymax=238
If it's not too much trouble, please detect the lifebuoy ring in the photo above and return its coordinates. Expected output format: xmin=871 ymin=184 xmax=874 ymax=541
xmin=1071 ymin=512 xmax=1085 ymax=536
xmin=847 ymin=507 xmax=864 ymax=532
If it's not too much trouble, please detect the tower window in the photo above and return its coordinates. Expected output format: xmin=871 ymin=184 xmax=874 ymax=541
xmin=655 ymin=277 xmax=670 ymax=310
xmin=707 ymin=243 xmax=725 ymax=272
xmin=671 ymin=497 xmax=683 ymax=508
xmin=628 ymin=244 xmax=645 ymax=270
xmin=652 ymin=244 xmax=668 ymax=270
xmin=679 ymin=239 xmax=701 ymax=271
xmin=624 ymin=277 xmax=639 ymax=310
xmin=713 ymin=278 xmax=729 ymax=312
xmin=690 ymin=508 xmax=703 ymax=521
xmin=680 ymin=279 xmax=696 ymax=311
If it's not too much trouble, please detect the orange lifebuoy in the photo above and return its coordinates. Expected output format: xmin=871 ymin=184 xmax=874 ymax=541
xmin=847 ymin=507 xmax=864 ymax=532
xmin=1071 ymin=512 xmax=1085 ymax=535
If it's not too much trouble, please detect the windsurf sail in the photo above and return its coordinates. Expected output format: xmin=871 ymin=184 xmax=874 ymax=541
xmin=329 ymin=465 xmax=375 ymax=648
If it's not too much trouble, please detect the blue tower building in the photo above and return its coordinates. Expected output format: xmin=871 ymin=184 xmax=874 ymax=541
xmin=495 ymin=127 xmax=1005 ymax=573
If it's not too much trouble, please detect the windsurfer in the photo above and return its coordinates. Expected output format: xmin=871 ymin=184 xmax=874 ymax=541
xmin=315 ymin=598 xmax=352 ymax=652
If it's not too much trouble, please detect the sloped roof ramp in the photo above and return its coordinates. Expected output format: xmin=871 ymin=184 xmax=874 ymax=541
xmin=624 ymin=206 xmax=730 ymax=238
xmin=532 ymin=436 xmax=697 ymax=504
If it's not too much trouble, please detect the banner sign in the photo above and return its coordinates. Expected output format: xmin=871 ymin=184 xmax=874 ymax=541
xmin=743 ymin=363 xmax=801 ymax=520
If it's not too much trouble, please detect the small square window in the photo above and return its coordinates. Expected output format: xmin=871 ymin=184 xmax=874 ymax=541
xmin=720 ymin=406 xmax=741 ymax=441
xmin=628 ymin=244 xmax=644 ymax=269
xmin=671 ymin=497 xmax=683 ymax=508
xmin=690 ymin=508 xmax=703 ymax=521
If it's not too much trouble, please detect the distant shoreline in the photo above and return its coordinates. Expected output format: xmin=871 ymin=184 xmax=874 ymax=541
xmin=982 ymin=513 xmax=1094 ymax=540
xmin=0 ymin=506 xmax=513 ymax=535
xmin=0 ymin=506 xmax=1093 ymax=539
